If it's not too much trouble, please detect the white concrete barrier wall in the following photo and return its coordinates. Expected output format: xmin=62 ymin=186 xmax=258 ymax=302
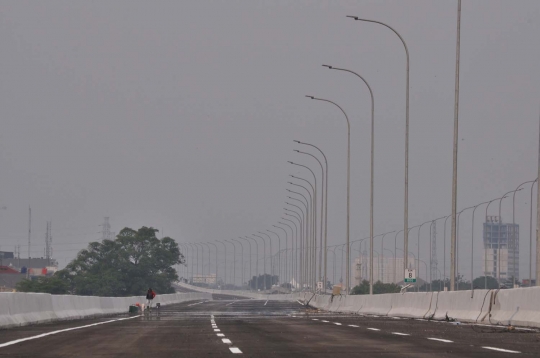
xmin=432 ymin=290 xmax=492 ymax=323
xmin=489 ymin=287 xmax=540 ymax=328
xmin=388 ymin=292 xmax=434 ymax=318
xmin=0 ymin=291 xmax=211 ymax=328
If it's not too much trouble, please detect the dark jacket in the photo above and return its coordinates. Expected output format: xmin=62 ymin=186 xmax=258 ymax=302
xmin=146 ymin=290 xmax=156 ymax=300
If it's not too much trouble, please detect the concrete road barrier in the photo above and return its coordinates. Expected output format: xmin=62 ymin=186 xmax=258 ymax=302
xmin=489 ymin=287 xmax=540 ymax=327
xmin=0 ymin=291 xmax=211 ymax=328
xmin=388 ymin=292 xmax=434 ymax=318
xmin=432 ymin=290 xmax=492 ymax=323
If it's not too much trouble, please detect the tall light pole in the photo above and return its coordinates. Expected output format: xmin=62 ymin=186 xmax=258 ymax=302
xmin=224 ymin=240 xmax=235 ymax=288
xmin=294 ymin=140 xmax=329 ymax=293
xmin=231 ymin=238 xmax=244 ymax=288
xmin=267 ymin=229 xmax=282 ymax=284
xmin=512 ymin=180 xmax=536 ymax=287
xmin=244 ymin=236 xmax=258 ymax=290
xmin=238 ymin=237 xmax=252 ymax=290
xmin=484 ymin=198 xmax=500 ymax=289
xmin=290 ymin=167 xmax=317 ymax=290
xmin=456 ymin=206 xmax=474 ymax=290
xmin=215 ymin=240 xmax=227 ymax=288
xmin=281 ymin=217 xmax=299 ymax=289
xmin=253 ymin=234 xmax=267 ymax=290
xmin=287 ymin=194 xmax=310 ymax=288
xmin=379 ymin=231 xmax=395 ymax=284
xmin=306 ymin=95 xmax=350 ymax=294
xmin=272 ymin=225 xmax=289 ymax=288
xmin=258 ymin=232 xmax=274 ymax=285
xmin=294 ymin=149 xmax=325 ymax=285
xmin=346 ymin=16 xmax=410 ymax=285
xmin=499 ymin=189 xmax=523 ymax=282
xmin=322 ymin=64 xmax=376 ymax=295
xmin=537 ymin=108 xmax=540 ymax=286
xmin=469 ymin=201 xmax=491 ymax=292
xmin=285 ymin=205 xmax=306 ymax=288
xmin=530 ymin=179 xmax=538 ymax=286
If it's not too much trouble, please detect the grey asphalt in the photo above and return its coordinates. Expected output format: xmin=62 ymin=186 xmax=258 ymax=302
xmin=1 ymin=293 xmax=539 ymax=357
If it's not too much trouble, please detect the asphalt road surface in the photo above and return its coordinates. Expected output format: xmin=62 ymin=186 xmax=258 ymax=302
xmin=1 ymin=293 xmax=540 ymax=357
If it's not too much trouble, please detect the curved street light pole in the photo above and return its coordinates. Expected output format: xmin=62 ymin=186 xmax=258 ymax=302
xmin=207 ymin=242 xmax=219 ymax=289
xmin=469 ymin=200 xmax=492 ymax=293
xmin=281 ymin=218 xmax=299 ymax=289
xmin=322 ymin=64 xmax=376 ymax=295
xmin=379 ymin=231 xmax=395 ymax=283
xmin=306 ymin=95 xmax=350 ymax=294
xmin=252 ymin=234 xmax=267 ymax=290
xmin=244 ymin=236 xmax=258 ymax=290
xmin=456 ymin=206 xmax=474 ymax=290
xmin=231 ymin=239 xmax=244 ymax=288
xmin=224 ymin=240 xmax=235 ymax=288
xmin=290 ymin=169 xmax=317 ymax=289
xmin=215 ymin=240 xmax=227 ymax=287
xmin=498 ymin=189 xmax=524 ymax=282
xmin=272 ymin=226 xmax=289 ymax=287
xmin=346 ymin=16 xmax=410 ymax=287
xmin=267 ymin=230 xmax=282 ymax=284
xmin=238 ymin=238 xmax=252 ymax=290
xmin=295 ymin=140 xmax=329 ymax=293
xmin=267 ymin=229 xmax=289 ymax=283
xmin=287 ymin=196 xmax=311 ymax=289
xmin=295 ymin=149 xmax=325 ymax=284
xmin=285 ymin=206 xmax=306 ymax=288
xmin=531 ymin=179 xmax=538 ymax=286
xmin=258 ymin=231 xmax=274 ymax=283
xmin=513 ymin=180 xmax=536 ymax=287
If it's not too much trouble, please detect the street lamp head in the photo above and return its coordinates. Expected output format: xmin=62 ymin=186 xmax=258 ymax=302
xmin=322 ymin=64 xmax=333 ymax=69
xmin=287 ymin=182 xmax=293 ymax=185
xmin=293 ymin=140 xmax=301 ymax=143
xmin=293 ymin=149 xmax=300 ymax=152
xmin=305 ymin=95 xmax=314 ymax=99
xmin=287 ymin=161 xmax=294 ymax=164
xmin=346 ymin=15 xmax=359 ymax=20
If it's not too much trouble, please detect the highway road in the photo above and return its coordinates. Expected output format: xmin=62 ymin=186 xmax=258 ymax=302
xmin=1 ymin=292 xmax=539 ymax=357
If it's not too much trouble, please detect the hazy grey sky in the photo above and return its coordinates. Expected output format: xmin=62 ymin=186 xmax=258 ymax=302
xmin=1 ymin=1 xmax=539 ymax=279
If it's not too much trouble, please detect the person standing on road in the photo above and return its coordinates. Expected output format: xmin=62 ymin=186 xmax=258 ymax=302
xmin=146 ymin=288 xmax=156 ymax=310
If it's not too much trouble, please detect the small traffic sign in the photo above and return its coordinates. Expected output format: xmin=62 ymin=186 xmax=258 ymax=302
xmin=404 ymin=269 xmax=416 ymax=283
xmin=317 ymin=281 xmax=323 ymax=289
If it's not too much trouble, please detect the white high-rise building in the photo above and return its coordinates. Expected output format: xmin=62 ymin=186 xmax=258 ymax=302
xmin=483 ymin=216 xmax=519 ymax=282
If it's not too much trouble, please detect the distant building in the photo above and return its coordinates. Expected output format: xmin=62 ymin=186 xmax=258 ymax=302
xmin=483 ymin=216 xmax=519 ymax=282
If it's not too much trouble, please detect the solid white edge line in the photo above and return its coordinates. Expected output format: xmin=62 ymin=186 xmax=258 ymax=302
xmin=229 ymin=347 xmax=242 ymax=354
xmin=482 ymin=347 xmax=521 ymax=354
xmin=0 ymin=315 xmax=140 ymax=349
xmin=427 ymin=338 xmax=453 ymax=343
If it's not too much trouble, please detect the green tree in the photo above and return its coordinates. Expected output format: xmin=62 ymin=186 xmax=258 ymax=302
xmin=472 ymin=276 xmax=499 ymax=289
xmin=56 ymin=226 xmax=184 ymax=296
xmin=16 ymin=275 xmax=69 ymax=294
xmin=351 ymin=280 xmax=400 ymax=295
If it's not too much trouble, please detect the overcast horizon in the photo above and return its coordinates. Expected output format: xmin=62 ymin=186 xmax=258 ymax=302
xmin=1 ymin=0 xmax=539 ymax=282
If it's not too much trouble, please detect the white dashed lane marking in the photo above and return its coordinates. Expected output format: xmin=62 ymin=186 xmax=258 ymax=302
xmin=482 ymin=347 xmax=521 ymax=354
xmin=321 ymin=320 xmax=330 ymax=323
xmin=217 ymin=333 xmax=225 ymax=337
xmin=367 ymin=328 xmax=381 ymax=331
xmin=334 ymin=323 xmax=342 ymax=326
xmin=222 ymin=339 xmax=232 ymax=344
xmin=391 ymin=332 xmax=410 ymax=336
xmin=187 ymin=301 xmax=206 ymax=307
xmin=229 ymin=347 xmax=243 ymax=354
xmin=428 ymin=338 xmax=453 ymax=343
xmin=214 ymin=329 xmax=221 ymax=332
xmin=348 ymin=325 xmax=359 ymax=328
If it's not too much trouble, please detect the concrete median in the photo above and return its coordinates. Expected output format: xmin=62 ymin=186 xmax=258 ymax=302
xmin=0 ymin=291 xmax=212 ymax=328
